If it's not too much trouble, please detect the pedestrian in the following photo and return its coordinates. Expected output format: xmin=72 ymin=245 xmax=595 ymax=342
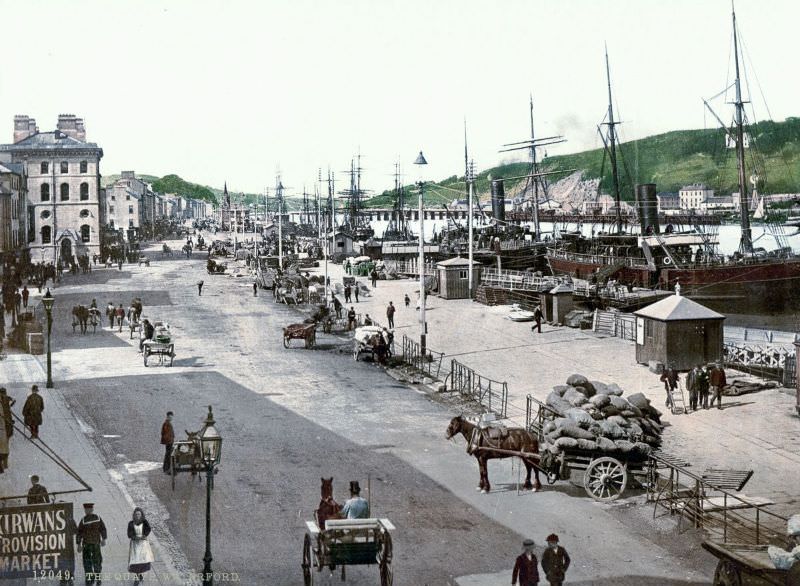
xmin=27 ymin=474 xmax=50 ymax=504
xmin=370 ymin=269 xmax=378 ymax=288
xmin=253 ymin=282 xmax=258 ymax=297
xmin=22 ymin=285 xmax=29 ymax=308
xmin=386 ymin=301 xmax=395 ymax=328
xmin=333 ymin=296 xmax=342 ymax=319
xmin=22 ymin=385 xmax=44 ymax=439
xmin=14 ymin=290 xmax=22 ymax=314
xmin=512 ymin=539 xmax=540 ymax=586
xmin=660 ymin=364 xmax=678 ymax=409
xmin=347 ymin=306 xmax=356 ymax=331
xmin=363 ymin=314 xmax=373 ymax=326
xmin=531 ymin=305 xmax=543 ymax=334
xmin=139 ymin=319 xmax=155 ymax=353
xmin=106 ymin=301 xmax=115 ymax=329
xmin=415 ymin=290 xmax=421 ymax=311
xmin=76 ymin=503 xmax=107 ymax=586
xmin=344 ymin=284 xmax=351 ymax=303
xmin=127 ymin=507 xmax=154 ymax=585
xmin=709 ymin=362 xmax=727 ymax=409
xmin=699 ymin=364 xmax=711 ymax=409
xmin=118 ymin=257 xmax=123 ymax=270
xmin=0 ymin=388 xmax=15 ymax=439
xmin=541 ymin=534 xmax=570 ymax=586
xmin=341 ymin=481 xmax=369 ymax=519
xmin=0 ymin=404 xmax=8 ymax=473
xmin=404 ymin=293 xmax=410 ymax=308
xmin=197 ymin=280 xmax=204 ymax=296
xmin=161 ymin=411 xmax=175 ymax=474
xmin=115 ymin=304 xmax=125 ymax=332
xmin=354 ymin=283 xmax=360 ymax=302
xmin=686 ymin=365 xmax=701 ymax=412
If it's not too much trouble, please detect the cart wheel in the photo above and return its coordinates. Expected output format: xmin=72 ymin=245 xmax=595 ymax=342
xmin=379 ymin=531 xmax=393 ymax=586
xmin=171 ymin=459 xmax=176 ymax=491
xmin=584 ymin=457 xmax=627 ymax=502
xmin=713 ymin=560 xmax=741 ymax=586
xmin=283 ymin=335 xmax=290 ymax=349
xmin=143 ymin=350 xmax=149 ymax=367
xmin=302 ymin=534 xmax=314 ymax=586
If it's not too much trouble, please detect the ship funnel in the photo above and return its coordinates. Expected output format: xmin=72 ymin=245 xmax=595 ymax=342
xmin=491 ymin=179 xmax=505 ymax=222
xmin=636 ymin=183 xmax=659 ymax=235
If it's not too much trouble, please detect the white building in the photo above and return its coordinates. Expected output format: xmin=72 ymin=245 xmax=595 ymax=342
xmin=106 ymin=171 xmax=147 ymax=239
xmin=678 ymin=184 xmax=715 ymax=211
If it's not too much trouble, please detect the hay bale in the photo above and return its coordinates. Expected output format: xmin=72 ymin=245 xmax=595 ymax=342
xmin=595 ymin=437 xmax=618 ymax=452
xmin=609 ymin=396 xmax=632 ymax=410
xmin=614 ymin=439 xmax=635 ymax=453
xmin=554 ymin=437 xmax=578 ymax=450
xmin=566 ymin=408 xmax=594 ymax=427
xmin=576 ymin=438 xmax=597 ymax=451
xmin=566 ymin=374 xmax=589 ymax=387
xmin=606 ymin=383 xmax=624 ymax=396
xmin=551 ymin=385 xmax=570 ymax=397
xmin=589 ymin=393 xmax=611 ymax=408
xmin=601 ymin=405 xmax=621 ymax=417
xmin=563 ymin=388 xmax=589 ymax=406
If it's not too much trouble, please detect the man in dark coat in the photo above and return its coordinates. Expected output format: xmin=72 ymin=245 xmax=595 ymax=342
xmin=709 ymin=362 xmax=727 ymax=410
xmin=22 ymin=385 xmax=44 ymax=439
xmin=541 ymin=534 xmax=570 ymax=586
xmin=686 ymin=365 xmax=701 ymax=412
xmin=22 ymin=285 xmax=29 ymax=308
xmin=344 ymin=284 xmax=352 ymax=303
xmin=27 ymin=475 xmax=50 ymax=504
xmin=698 ymin=365 xmax=711 ymax=409
xmin=161 ymin=411 xmax=175 ymax=473
xmin=76 ymin=503 xmax=107 ymax=585
xmin=386 ymin=301 xmax=395 ymax=328
xmin=512 ymin=539 xmax=539 ymax=585
xmin=0 ymin=388 xmax=15 ymax=439
xmin=531 ymin=305 xmax=543 ymax=334
xmin=347 ymin=307 xmax=356 ymax=331
xmin=660 ymin=365 xmax=678 ymax=409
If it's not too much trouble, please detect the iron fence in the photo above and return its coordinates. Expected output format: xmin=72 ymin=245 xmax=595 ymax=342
xmin=723 ymin=341 xmax=793 ymax=382
xmin=445 ymin=359 xmax=508 ymax=417
xmin=400 ymin=335 xmax=444 ymax=379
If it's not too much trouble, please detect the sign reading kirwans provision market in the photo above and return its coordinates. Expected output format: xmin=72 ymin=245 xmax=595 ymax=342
xmin=0 ymin=502 xmax=75 ymax=580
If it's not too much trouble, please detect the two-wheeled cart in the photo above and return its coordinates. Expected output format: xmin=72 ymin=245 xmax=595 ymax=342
xmin=283 ymin=323 xmax=317 ymax=349
xmin=701 ymin=541 xmax=796 ymax=586
xmin=142 ymin=340 xmax=175 ymax=367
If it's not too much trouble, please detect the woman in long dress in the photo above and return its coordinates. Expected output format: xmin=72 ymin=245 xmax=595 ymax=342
xmin=127 ymin=507 xmax=153 ymax=584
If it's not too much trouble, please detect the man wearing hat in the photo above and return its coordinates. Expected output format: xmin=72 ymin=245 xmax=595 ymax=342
xmin=22 ymin=384 xmax=44 ymax=439
xmin=341 ymin=481 xmax=369 ymax=519
xmin=76 ymin=503 xmax=107 ymax=585
xmin=512 ymin=539 xmax=539 ymax=585
xmin=27 ymin=475 xmax=50 ymax=504
xmin=541 ymin=534 xmax=570 ymax=586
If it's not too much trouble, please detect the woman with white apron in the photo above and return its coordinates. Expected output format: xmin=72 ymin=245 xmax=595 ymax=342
xmin=127 ymin=507 xmax=154 ymax=584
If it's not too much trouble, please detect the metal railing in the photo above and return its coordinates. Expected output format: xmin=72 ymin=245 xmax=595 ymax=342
xmin=723 ymin=341 xmax=793 ymax=382
xmin=480 ymin=268 xmax=568 ymax=292
xmin=525 ymin=394 xmax=561 ymax=440
xmin=400 ymin=335 xmax=444 ymax=379
xmin=445 ymin=359 xmax=508 ymax=417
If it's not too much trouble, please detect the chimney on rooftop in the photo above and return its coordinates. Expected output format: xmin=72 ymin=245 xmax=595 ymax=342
xmin=56 ymin=114 xmax=86 ymax=141
xmin=13 ymin=115 xmax=38 ymax=143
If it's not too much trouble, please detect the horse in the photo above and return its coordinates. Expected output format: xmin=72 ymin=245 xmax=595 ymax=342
xmin=446 ymin=415 xmax=542 ymax=494
xmin=315 ymin=477 xmax=341 ymax=530
xmin=71 ymin=305 xmax=89 ymax=334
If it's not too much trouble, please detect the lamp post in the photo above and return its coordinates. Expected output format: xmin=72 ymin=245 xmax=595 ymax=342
xmin=41 ymin=289 xmax=54 ymax=388
xmin=199 ymin=406 xmax=222 ymax=586
xmin=413 ymin=151 xmax=428 ymax=355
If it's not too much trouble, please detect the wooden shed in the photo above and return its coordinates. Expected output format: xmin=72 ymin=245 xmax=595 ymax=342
xmin=436 ymin=257 xmax=482 ymax=299
xmin=333 ymin=230 xmax=355 ymax=256
xmin=633 ymin=294 xmax=725 ymax=371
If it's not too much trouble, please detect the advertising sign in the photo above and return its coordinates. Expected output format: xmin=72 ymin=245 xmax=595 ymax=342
xmin=0 ymin=502 xmax=75 ymax=580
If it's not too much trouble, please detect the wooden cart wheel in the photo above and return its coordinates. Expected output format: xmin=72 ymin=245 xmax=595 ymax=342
xmin=283 ymin=334 xmax=290 ymax=348
xmin=379 ymin=531 xmax=393 ymax=586
xmin=302 ymin=533 xmax=314 ymax=586
xmin=584 ymin=457 xmax=627 ymax=502
xmin=171 ymin=457 xmax=176 ymax=491
xmin=712 ymin=560 xmax=742 ymax=586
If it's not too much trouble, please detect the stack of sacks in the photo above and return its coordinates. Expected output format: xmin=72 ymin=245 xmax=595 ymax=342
xmin=542 ymin=374 xmax=663 ymax=457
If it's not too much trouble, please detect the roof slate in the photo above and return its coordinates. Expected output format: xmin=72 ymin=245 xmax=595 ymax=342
xmin=634 ymin=294 xmax=725 ymax=321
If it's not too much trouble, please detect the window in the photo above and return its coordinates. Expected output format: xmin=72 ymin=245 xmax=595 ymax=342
xmin=80 ymin=182 xmax=89 ymax=200
xmin=126 ymin=194 xmax=130 ymax=200
xmin=41 ymin=226 xmax=51 ymax=244
xmin=129 ymin=219 xmax=134 ymax=228
xmin=40 ymin=183 xmax=50 ymax=202
xmin=80 ymin=161 xmax=88 ymax=173
xmin=109 ymin=219 xmax=115 ymax=229
xmin=60 ymin=183 xmax=69 ymax=201
xmin=79 ymin=209 xmax=90 ymax=218
xmin=459 ymin=270 xmax=468 ymax=280
xmin=41 ymin=162 xmax=49 ymax=174
xmin=60 ymin=161 xmax=68 ymax=173
xmin=111 ymin=195 xmax=116 ymax=201
xmin=40 ymin=210 xmax=51 ymax=220
xmin=80 ymin=225 xmax=90 ymax=243
xmin=109 ymin=205 xmax=115 ymax=214
xmin=129 ymin=205 xmax=134 ymax=214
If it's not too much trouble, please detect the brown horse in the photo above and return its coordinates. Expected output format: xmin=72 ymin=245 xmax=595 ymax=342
xmin=71 ymin=305 xmax=89 ymax=334
xmin=446 ymin=415 xmax=542 ymax=493
xmin=315 ymin=477 xmax=341 ymax=530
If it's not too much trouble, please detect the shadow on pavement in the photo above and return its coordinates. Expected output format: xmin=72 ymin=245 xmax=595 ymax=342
xmin=567 ymin=578 xmax=710 ymax=585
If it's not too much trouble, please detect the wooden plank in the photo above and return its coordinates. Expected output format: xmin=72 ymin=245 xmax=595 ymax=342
xmin=305 ymin=521 xmax=320 ymax=534
xmin=379 ymin=518 xmax=396 ymax=531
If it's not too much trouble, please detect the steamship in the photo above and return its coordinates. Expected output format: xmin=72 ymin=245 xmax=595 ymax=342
xmin=546 ymin=9 xmax=800 ymax=314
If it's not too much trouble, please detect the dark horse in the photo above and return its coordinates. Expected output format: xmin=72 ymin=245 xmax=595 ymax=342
xmin=71 ymin=305 xmax=89 ymax=334
xmin=315 ymin=477 xmax=341 ymax=530
xmin=446 ymin=415 xmax=542 ymax=493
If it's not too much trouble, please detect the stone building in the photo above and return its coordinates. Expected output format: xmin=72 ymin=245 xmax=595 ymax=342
xmin=0 ymin=114 xmax=105 ymax=265
xmin=106 ymin=171 xmax=146 ymax=240
xmin=0 ymin=162 xmax=27 ymax=258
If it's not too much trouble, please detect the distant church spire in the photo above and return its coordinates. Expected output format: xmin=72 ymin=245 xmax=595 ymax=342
xmin=224 ymin=181 xmax=230 ymax=207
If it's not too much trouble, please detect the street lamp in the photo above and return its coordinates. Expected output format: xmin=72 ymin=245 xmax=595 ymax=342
xmin=413 ymin=151 xmax=428 ymax=356
xmin=41 ymin=289 xmax=54 ymax=389
xmin=199 ymin=406 xmax=222 ymax=586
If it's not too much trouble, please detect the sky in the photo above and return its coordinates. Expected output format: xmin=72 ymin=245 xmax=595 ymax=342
xmin=1 ymin=0 xmax=798 ymax=197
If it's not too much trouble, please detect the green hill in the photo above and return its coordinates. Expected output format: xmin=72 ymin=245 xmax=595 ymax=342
xmin=367 ymin=117 xmax=800 ymax=207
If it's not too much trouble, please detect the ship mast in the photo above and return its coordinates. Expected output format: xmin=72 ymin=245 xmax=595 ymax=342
xmin=529 ymin=94 xmax=542 ymax=241
xmin=732 ymin=6 xmax=752 ymax=253
xmin=603 ymin=46 xmax=623 ymax=235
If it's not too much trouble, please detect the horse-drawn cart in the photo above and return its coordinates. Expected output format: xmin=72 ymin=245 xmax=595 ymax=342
xmin=353 ymin=326 xmax=388 ymax=362
xmin=283 ymin=323 xmax=317 ymax=349
xmin=302 ymin=518 xmax=394 ymax=586
xmin=170 ymin=435 xmax=204 ymax=491
xmin=701 ymin=541 xmax=797 ymax=586
xmin=143 ymin=340 xmax=175 ymax=367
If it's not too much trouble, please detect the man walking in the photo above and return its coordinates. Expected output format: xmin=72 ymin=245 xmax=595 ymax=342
xmin=115 ymin=304 xmax=125 ymax=332
xmin=347 ymin=307 xmax=356 ymax=331
xmin=370 ymin=269 xmax=378 ymax=288
xmin=344 ymin=284 xmax=351 ymax=303
xmin=354 ymin=284 xmax=359 ymax=303
xmin=253 ymin=282 xmax=258 ymax=297
xmin=699 ymin=365 xmax=710 ymax=409
xmin=660 ymin=365 xmax=678 ymax=409
xmin=531 ymin=305 xmax=543 ymax=334
xmin=512 ymin=539 xmax=539 ymax=586
xmin=22 ymin=285 xmax=29 ymax=308
xmin=27 ymin=475 xmax=50 ymax=504
xmin=161 ymin=411 xmax=175 ymax=474
xmin=106 ymin=302 xmax=115 ymax=329
xmin=76 ymin=503 xmax=107 ymax=585
xmin=709 ymin=362 xmax=727 ymax=409
xmin=541 ymin=534 xmax=570 ymax=586
xmin=22 ymin=385 xmax=44 ymax=439
xmin=197 ymin=280 xmax=204 ymax=296
xmin=687 ymin=365 xmax=701 ymax=412
xmin=386 ymin=301 xmax=395 ymax=329
xmin=404 ymin=293 xmax=410 ymax=308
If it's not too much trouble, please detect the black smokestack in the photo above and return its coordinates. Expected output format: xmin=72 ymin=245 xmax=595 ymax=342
xmin=636 ymin=183 xmax=659 ymax=235
xmin=491 ymin=179 xmax=505 ymax=222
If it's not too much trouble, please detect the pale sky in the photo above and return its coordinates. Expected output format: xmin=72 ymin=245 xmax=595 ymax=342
xmin=1 ymin=0 xmax=798 ymax=196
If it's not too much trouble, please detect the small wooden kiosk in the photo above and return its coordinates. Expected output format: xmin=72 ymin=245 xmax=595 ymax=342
xmin=436 ymin=257 xmax=482 ymax=299
xmin=633 ymin=293 xmax=725 ymax=371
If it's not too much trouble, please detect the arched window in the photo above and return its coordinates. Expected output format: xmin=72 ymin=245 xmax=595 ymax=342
xmin=41 ymin=162 xmax=49 ymax=174
xmin=80 ymin=161 xmax=88 ymax=173
xmin=80 ymin=182 xmax=89 ymax=200
xmin=40 ymin=183 xmax=50 ymax=202
xmin=60 ymin=183 xmax=69 ymax=201
xmin=80 ymin=225 xmax=91 ymax=243
xmin=41 ymin=226 xmax=51 ymax=244
xmin=60 ymin=161 xmax=68 ymax=173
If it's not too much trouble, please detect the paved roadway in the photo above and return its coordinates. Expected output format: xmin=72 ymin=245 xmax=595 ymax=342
xmin=40 ymin=237 xmax=715 ymax=585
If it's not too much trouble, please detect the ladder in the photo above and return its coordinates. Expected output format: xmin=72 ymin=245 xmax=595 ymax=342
xmin=670 ymin=379 xmax=688 ymax=415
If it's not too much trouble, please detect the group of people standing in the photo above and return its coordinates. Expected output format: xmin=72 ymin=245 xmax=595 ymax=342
xmin=660 ymin=363 xmax=727 ymax=412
